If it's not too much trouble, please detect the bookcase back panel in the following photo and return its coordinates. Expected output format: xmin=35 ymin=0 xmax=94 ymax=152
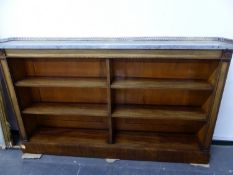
xmin=29 ymin=87 xmax=107 ymax=103
xmin=112 ymin=59 xmax=218 ymax=79
xmin=8 ymin=58 xmax=107 ymax=80
xmin=113 ymin=117 xmax=205 ymax=133
xmin=113 ymin=89 xmax=211 ymax=106
xmin=24 ymin=115 xmax=108 ymax=130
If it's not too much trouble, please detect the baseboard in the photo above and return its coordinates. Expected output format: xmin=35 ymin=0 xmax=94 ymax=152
xmin=212 ymin=140 xmax=233 ymax=146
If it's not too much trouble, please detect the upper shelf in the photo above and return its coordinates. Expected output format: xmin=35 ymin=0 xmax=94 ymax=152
xmin=22 ymin=102 xmax=108 ymax=117
xmin=15 ymin=77 xmax=107 ymax=88
xmin=0 ymin=37 xmax=233 ymax=50
xmin=15 ymin=77 xmax=213 ymax=90
xmin=111 ymin=78 xmax=213 ymax=91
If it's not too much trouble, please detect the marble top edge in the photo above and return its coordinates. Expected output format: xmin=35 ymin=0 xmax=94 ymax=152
xmin=0 ymin=37 xmax=233 ymax=50
xmin=1 ymin=36 xmax=231 ymax=42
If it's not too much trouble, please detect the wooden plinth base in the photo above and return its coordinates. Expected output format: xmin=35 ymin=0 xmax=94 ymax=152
xmin=22 ymin=127 xmax=209 ymax=163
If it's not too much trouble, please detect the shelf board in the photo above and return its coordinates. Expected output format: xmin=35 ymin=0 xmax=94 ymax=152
xmin=15 ymin=77 xmax=107 ymax=88
xmin=28 ymin=127 xmax=108 ymax=144
xmin=112 ymin=105 xmax=206 ymax=121
xmin=111 ymin=78 xmax=213 ymax=90
xmin=22 ymin=103 xmax=108 ymax=117
xmin=27 ymin=127 xmax=199 ymax=150
xmin=23 ymin=127 xmax=209 ymax=163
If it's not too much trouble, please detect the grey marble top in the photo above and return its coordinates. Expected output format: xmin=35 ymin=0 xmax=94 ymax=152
xmin=0 ymin=37 xmax=233 ymax=50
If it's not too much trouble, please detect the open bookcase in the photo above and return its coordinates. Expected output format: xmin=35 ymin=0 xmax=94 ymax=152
xmin=0 ymin=47 xmax=232 ymax=163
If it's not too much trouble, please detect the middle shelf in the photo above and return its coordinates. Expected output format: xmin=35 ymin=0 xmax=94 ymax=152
xmin=22 ymin=102 xmax=207 ymax=122
xmin=22 ymin=103 xmax=108 ymax=117
xmin=111 ymin=78 xmax=213 ymax=90
xmin=15 ymin=77 xmax=213 ymax=91
xmin=15 ymin=77 xmax=107 ymax=88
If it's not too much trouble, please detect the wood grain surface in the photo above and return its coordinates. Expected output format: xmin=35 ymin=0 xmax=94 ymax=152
xmin=2 ymin=48 xmax=230 ymax=163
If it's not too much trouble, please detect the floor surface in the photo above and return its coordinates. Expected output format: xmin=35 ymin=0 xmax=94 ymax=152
xmin=0 ymin=145 xmax=233 ymax=175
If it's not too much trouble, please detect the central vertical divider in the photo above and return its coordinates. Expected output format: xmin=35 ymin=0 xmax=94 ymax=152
xmin=106 ymin=58 xmax=113 ymax=143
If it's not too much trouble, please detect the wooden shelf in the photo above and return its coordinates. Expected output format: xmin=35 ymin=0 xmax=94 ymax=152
xmin=26 ymin=127 xmax=200 ymax=150
xmin=22 ymin=103 xmax=108 ymax=117
xmin=112 ymin=105 xmax=206 ymax=121
xmin=112 ymin=105 xmax=206 ymax=133
xmin=28 ymin=127 xmax=109 ymax=144
xmin=23 ymin=127 xmax=209 ymax=163
xmin=15 ymin=77 xmax=107 ymax=88
xmin=111 ymin=78 xmax=213 ymax=90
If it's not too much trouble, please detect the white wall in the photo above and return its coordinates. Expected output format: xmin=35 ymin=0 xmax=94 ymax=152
xmin=0 ymin=124 xmax=5 ymax=148
xmin=0 ymin=0 xmax=233 ymax=140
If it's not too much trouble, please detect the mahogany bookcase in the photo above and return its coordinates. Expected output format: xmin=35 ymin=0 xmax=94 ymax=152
xmin=0 ymin=37 xmax=232 ymax=163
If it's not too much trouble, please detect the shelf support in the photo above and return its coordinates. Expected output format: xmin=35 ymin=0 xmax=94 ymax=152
xmin=106 ymin=59 xmax=113 ymax=143
xmin=0 ymin=50 xmax=28 ymax=141
xmin=198 ymin=50 xmax=232 ymax=149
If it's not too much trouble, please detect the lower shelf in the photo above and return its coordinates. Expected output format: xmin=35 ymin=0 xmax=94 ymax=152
xmin=112 ymin=105 xmax=206 ymax=132
xmin=23 ymin=127 xmax=209 ymax=163
xmin=22 ymin=103 xmax=108 ymax=117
